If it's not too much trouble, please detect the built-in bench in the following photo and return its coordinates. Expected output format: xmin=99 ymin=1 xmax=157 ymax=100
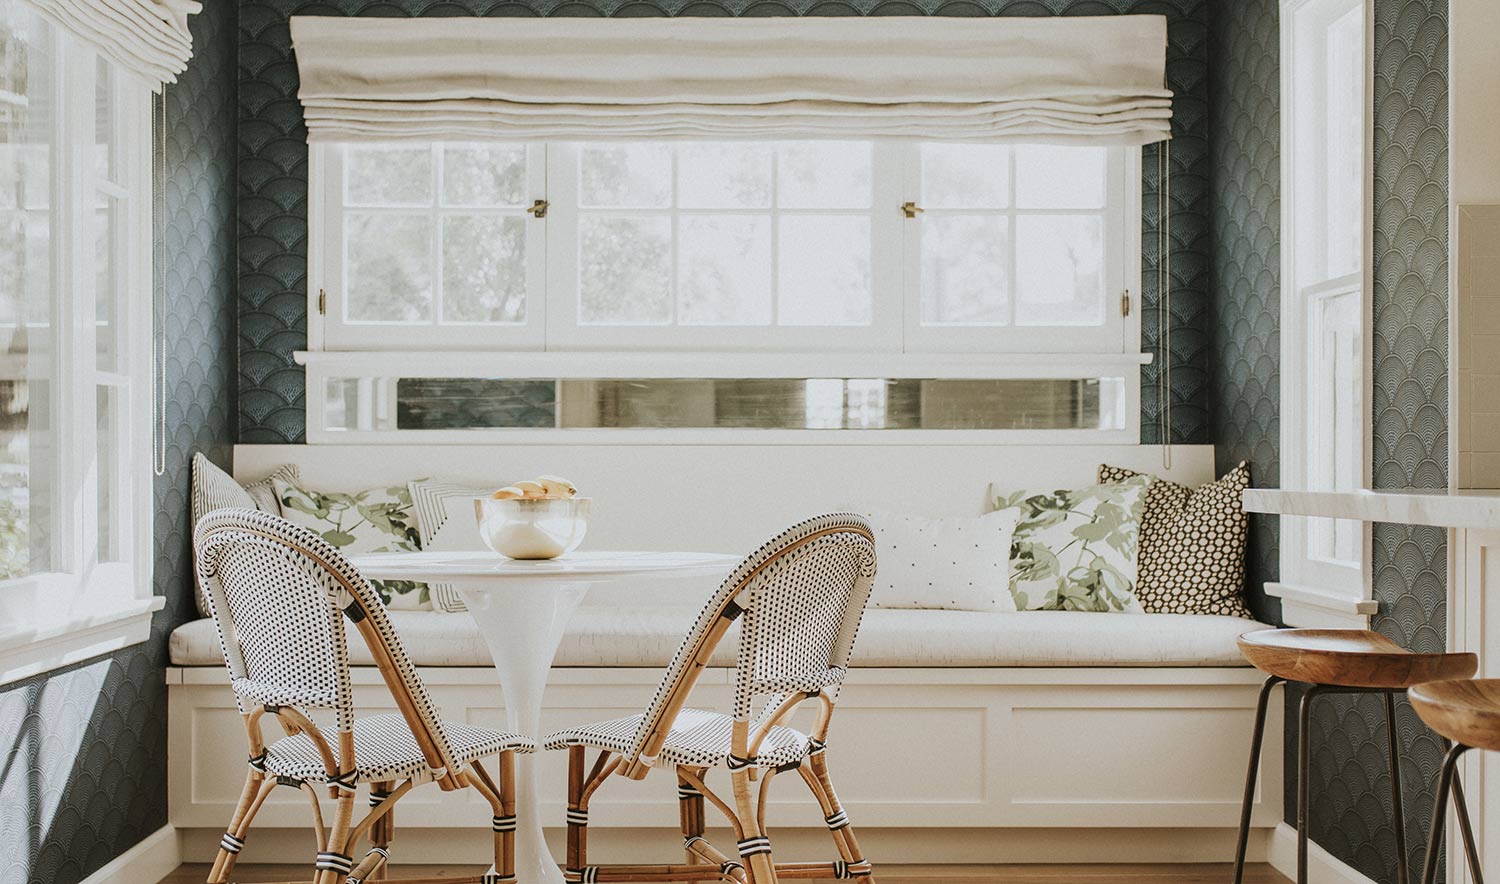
xmin=166 ymin=442 xmax=1283 ymax=866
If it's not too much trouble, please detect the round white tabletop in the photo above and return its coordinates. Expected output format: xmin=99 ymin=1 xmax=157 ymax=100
xmin=346 ymin=549 xmax=740 ymax=884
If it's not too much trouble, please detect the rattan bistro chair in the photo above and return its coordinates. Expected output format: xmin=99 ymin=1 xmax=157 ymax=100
xmin=542 ymin=513 xmax=878 ymax=884
xmin=194 ymin=508 xmax=535 ymax=884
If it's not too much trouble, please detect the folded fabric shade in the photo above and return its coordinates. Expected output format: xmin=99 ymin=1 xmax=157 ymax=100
xmin=290 ymin=14 xmax=1173 ymax=146
xmin=21 ymin=0 xmax=199 ymax=86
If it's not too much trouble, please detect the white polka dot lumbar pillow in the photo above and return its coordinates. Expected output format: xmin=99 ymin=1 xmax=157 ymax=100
xmin=864 ymin=509 xmax=1022 ymax=612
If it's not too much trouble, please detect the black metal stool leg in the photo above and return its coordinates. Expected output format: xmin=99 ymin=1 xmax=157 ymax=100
xmin=1298 ymin=686 xmax=1332 ymax=884
xmin=1421 ymin=743 xmax=1469 ymax=884
xmin=1235 ymin=676 xmax=1283 ymax=884
xmin=1385 ymin=691 xmax=1411 ymax=884
xmin=1444 ymin=742 xmax=1484 ymax=884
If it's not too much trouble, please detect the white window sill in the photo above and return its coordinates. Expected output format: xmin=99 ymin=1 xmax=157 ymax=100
xmin=1264 ymin=582 xmax=1375 ymax=629
xmin=0 ymin=596 xmax=165 ymax=688
xmin=293 ymin=349 xmax=1154 ymax=379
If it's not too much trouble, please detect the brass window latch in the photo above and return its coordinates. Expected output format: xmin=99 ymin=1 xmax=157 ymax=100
xmin=1121 ymin=290 xmax=1131 ymax=318
xmin=318 ymin=288 xmax=327 ymax=316
xmin=901 ymin=201 xmax=924 ymax=219
xmin=527 ymin=199 xmax=549 ymax=218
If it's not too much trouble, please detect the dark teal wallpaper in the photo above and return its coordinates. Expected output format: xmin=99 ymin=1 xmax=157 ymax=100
xmin=237 ymin=0 xmax=1214 ymax=445
xmin=0 ymin=2 xmax=239 ymax=881
xmin=1209 ymin=0 xmax=1452 ymax=881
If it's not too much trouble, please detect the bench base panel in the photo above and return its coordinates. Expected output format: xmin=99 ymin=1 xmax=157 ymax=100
xmin=168 ymin=666 xmax=1283 ymax=855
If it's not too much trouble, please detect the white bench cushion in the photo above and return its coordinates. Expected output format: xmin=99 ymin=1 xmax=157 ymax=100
xmin=170 ymin=608 xmax=1263 ymax=669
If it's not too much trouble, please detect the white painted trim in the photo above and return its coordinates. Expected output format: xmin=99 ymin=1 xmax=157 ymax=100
xmin=1264 ymin=581 xmax=1376 ymax=628
xmin=78 ymin=824 xmax=180 ymax=884
xmin=1243 ymin=488 xmax=1500 ymax=530
xmin=292 ymin=348 xmax=1153 ymax=376
xmin=176 ymin=825 xmax=1269 ymax=867
xmin=0 ymin=596 xmax=163 ymax=687
xmin=1268 ymin=822 xmax=1381 ymax=884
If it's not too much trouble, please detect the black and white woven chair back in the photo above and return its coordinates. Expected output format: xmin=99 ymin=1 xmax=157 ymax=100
xmin=629 ymin=513 xmax=876 ymax=755
xmin=194 ymin=508 xmax=460 ymax=774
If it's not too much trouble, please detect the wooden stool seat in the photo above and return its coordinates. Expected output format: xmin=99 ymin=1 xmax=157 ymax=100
xmin=1409 ymin=678 xmax=1500 ymax=753
xmin=1237 ymin=628 xmax=1477 ymax=689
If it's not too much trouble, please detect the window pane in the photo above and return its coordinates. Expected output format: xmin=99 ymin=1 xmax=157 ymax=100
xmin=95 ymin=385 xmax=122 ymax=561
xmin=1324 ymin=6 xmax=1363 ymax=278
xmin=442 ymin=215 xmax=525 ymax=323
xmin=1015 ymin=145 xmax=1107 ymax=209
xmin=1015 ymin=215 xmax=1105 ymax=325
xmin=579 ymin=215 xmax=671 ymax=324
xmin=678 ymin=143 xmax=771 ymax=209
xmin=345 ymin=213 xmax=432 ymax=322
xmin=580 ymin=144 xmax=671 ymax=208
xmin=95 ymin=57 xmax=114 ymax=183
xmin=921 ymin=144 xmax=1010 ymax=209
xmin=921 ymin=215 xmax=1009 ymax=325
xmin=678 ymin=215 xmax=771 ymax=325
xmin=95 ymin=203 xmax=120 ymax=371
xmin=327 ymin=375 xmax=1125 ymax=432
xmin=441 ymin=144 xmax=525 ymax=207
xmin=0 ymin=4 xmax=55 ymax=578
xmin=346 ymin=146 xmax=432 ymax=206
xmin=778 ymin=142 xmax=871 ymax=209
xmin=778 ymin=216 xmax=871 ymax=326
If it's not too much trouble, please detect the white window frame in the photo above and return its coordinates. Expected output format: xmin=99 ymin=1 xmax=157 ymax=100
xmin=303 ymin=139 xmax=1145 ymax=444
xmin=312 ymin=143 xmax=549 ymax=351
xmin=0 ymin=24 xmax=161 ymax=687
xmin=542 ymin=142 xmax=906 ymax=353
xmin=902 ymin=146 xmax=1136 ymax=355
xmin=1270 ymin=0 xmax=1376 ymax=627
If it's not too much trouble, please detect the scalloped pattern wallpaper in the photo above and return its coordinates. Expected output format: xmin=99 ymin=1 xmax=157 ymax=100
xmin=0 ymin=2 xmax=238 ymax=881
xmin=1210 ymin=1 xmax=1452 ymax=882
xmin=236 ymin=0 xmax=1213 ymax=445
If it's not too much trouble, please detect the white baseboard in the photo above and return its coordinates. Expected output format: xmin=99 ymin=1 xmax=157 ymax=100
xmin=80 ymin=824 xmax=181 ymax=884
xmin=178 ymin=825 xmax=1270 ymax=866
xmin=1268 ymin=822 xmax=1380 ymax=884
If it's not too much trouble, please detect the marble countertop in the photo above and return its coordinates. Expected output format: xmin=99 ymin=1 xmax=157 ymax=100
xmin=1241 ymin=488 xmax=1500 ymax=530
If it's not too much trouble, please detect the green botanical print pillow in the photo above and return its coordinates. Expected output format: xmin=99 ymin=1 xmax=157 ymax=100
xmin=272 ymin=478 xmax=431 ymax=610
xmin=990 ymin=474 xmax=1151 ymax=612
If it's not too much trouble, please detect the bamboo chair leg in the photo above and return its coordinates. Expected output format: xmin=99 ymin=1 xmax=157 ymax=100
xmin=678 ymin=770 xmax=709 ymax=883
xmin=731 ymin=768 xmax=778 ymax=884
xmin=316 ymin=789 xmax=358 ymax=884
xmin=799 ymin=754 xmax=874 ymax=883
xmin=568 ymin=746 xmax=589 ymax=880
xmin=500 ymin=751 xmax=518 ymax=883
xmin=467 ymin=758 xmax=513 ymax=883
xmin=370 ymin=781 xmax=394 ymax=881
xmin=207 ymin=771 xmax=272 ymax=883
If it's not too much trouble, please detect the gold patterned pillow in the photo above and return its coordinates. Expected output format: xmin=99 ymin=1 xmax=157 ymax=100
xmin=1097 ymin=462 xmax=1254 ymax=618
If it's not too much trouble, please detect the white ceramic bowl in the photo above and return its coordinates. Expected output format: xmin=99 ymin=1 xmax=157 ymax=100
xmin=474 ymin=497 xmax=592 ymax=560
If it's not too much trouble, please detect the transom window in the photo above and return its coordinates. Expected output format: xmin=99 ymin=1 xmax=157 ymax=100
xmin=313 ymin=141 xmax=1136 ymax=355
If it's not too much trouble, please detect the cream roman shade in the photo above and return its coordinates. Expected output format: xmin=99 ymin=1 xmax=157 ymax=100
xmin=289 ymin=15 xmax=1173 ymax=146
xmin=22 ymin=0 xmax=200 ymax=86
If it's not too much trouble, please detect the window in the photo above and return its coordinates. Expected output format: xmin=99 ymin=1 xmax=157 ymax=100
xmin=0 ymin=4 xmax=156 ymax=677
xmin=1277 ymin=0 xmax=1371 ymax=615
xmin=307 ymin=138 xmax=1142 ymax=439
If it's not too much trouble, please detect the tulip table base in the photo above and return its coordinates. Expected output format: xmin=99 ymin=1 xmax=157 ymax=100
xmin=458 ymin=578 xmax=590 ymax=884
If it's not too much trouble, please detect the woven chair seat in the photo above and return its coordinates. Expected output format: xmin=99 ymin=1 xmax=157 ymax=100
xmin=544 ymin=707 xmax=810 ymax=769
xmin=265 ymin=713 xmax=534 ymax=784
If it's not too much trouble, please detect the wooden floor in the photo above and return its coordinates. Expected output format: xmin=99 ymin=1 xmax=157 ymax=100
xmin=160 ymin=864 xmax=1292 ymax=883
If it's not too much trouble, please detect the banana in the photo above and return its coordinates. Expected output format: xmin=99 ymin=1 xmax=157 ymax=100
xmin=491 ymin=486 xmax=525 ymax=500
xmin=536 ymin=475 xmax=579 ymax=498
xmin=513 ymin=480 xmax=548 ymax=498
